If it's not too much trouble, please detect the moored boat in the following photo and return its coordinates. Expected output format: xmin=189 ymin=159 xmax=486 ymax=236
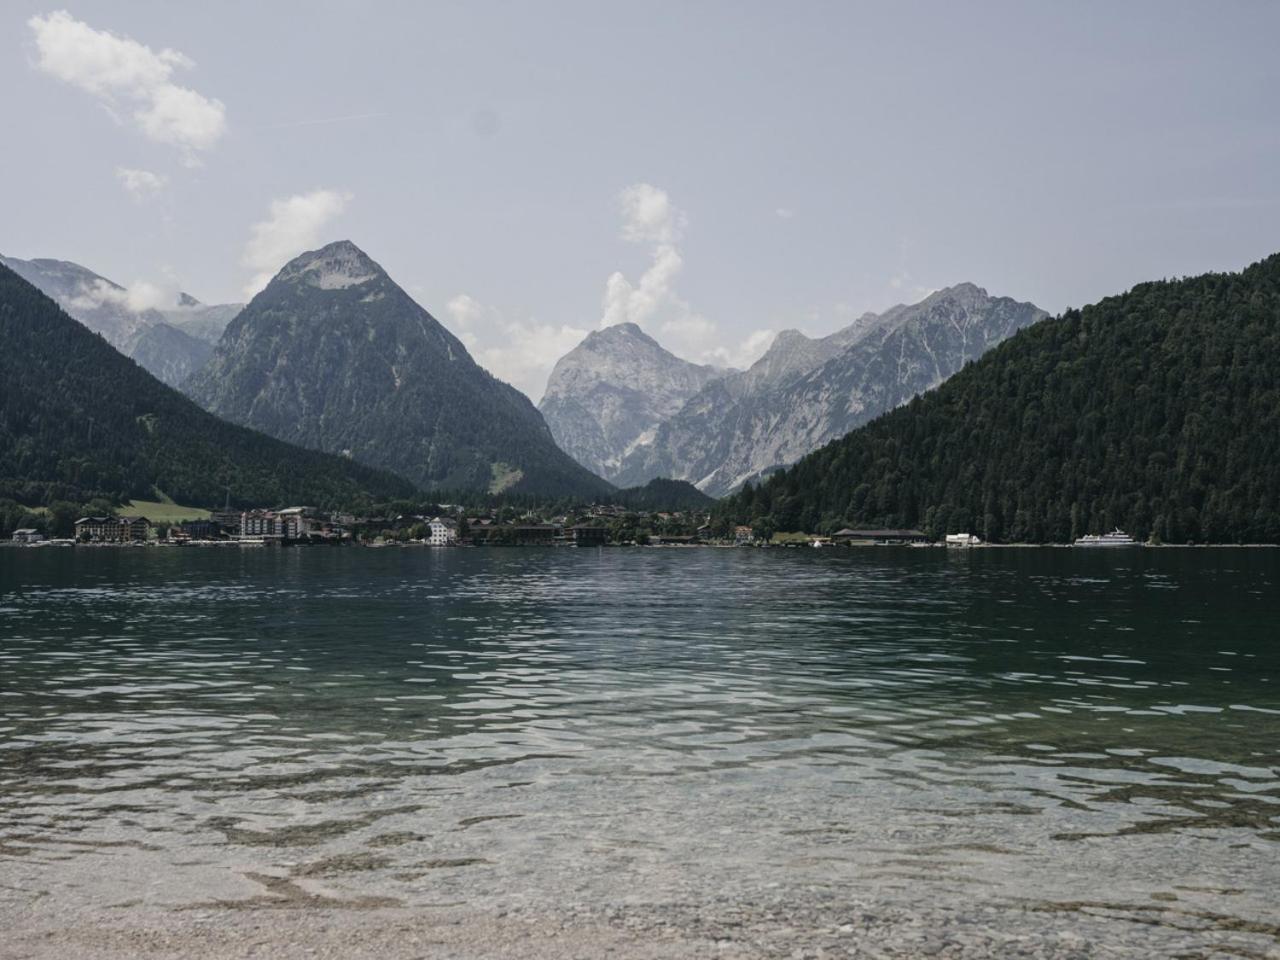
xmin=1073 ymin=528 xmax=1138 ymax=547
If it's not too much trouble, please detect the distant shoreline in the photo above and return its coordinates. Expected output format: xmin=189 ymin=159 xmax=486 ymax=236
xmin=5 ymin=540 xmax=1279 ymax=551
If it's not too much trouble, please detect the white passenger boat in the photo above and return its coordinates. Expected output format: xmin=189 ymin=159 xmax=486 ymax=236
xmin=1073 ymin=528 xmax=1138 ymax=547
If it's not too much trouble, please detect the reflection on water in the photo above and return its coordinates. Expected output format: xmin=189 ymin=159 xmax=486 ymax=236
xmin=1 ymin=547 xmax=1278 ymax=947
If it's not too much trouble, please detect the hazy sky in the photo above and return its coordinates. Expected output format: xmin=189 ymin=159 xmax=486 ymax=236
xmin=4 ymin=1 xmax=1279 ymax=400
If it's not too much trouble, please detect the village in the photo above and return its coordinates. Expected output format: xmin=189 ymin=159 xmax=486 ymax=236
xmin=6 ymin=505 xmax=962 ymax=549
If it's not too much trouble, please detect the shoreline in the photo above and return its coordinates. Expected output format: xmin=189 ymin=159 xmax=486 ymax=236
xmin=5 ymin=540 xmax=1280 ymax=551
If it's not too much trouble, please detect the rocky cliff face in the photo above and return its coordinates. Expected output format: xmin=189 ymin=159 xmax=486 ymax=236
xmin=538 ymin=323 xmax=724 ymax=481
xmin=612 ymin=284 xmax=1047 ymax=495
xmin=0 ymin=254 xmax=240 ymax=387
xmin=186 ymin=240 xmax=612 ymax=497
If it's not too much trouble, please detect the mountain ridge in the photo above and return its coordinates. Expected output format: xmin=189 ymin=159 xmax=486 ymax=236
xmin=188 ymin=240 xmax=613 ymax=498
xmin=0 ymin=253 xmax=241 ymax=387
xmin=716 ymin=255 xmax=1280 ymax=543
xmin=611 ymin=284 xmax=1047 ymax=494
xmin=0 ymin=262 xmax=414 ymax=508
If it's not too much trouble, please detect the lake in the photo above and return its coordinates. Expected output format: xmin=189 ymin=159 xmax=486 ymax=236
xmin=1 ymin=546 xmax=1278 ymax=958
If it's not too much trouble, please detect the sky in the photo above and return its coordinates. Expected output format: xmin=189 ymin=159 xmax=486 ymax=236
xmin=4 ymin=1 xmax=1279 ymax=401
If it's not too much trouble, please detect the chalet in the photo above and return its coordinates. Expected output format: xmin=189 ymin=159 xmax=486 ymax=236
xmin=570 ymin=525 xmax=608 ymax=547
xmin=831 ymin=528 xmax=931 ymax=545
xmin=733 ymin=525 xmax=755 ymax=545
xmin=11 ymin=528 xmax=44 ymax=544
xmin=428 ymin=517 xmax=459 ymax=545
xmin=75 ymin=516 xmax=150 ymax=542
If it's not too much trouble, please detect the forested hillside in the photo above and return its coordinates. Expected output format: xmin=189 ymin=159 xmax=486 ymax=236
xmin=0 ymin=264 xmax=415 ymax=512
xmin=716 ymin=255 xmax=1280 ymax=544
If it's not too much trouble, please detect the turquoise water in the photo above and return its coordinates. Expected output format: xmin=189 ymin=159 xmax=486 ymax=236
xmin=1 ymin=547 xmax=1278 ymax=950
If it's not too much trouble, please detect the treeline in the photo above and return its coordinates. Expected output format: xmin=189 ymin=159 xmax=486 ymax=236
xmin=715 ymin=254 xmax=1280 ymax=544
xmin=360 ymin=477 xmax=714 ymax=521
xmin=0 ymin=265 xmax=415 ymax=514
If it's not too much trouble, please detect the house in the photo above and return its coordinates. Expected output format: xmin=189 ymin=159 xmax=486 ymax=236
xmin=428 ymin=517 xmax=459 ymax=545
xmin=74 ymin=516 xmax=150 ymax=542
xmin=570 ymin=525 xmax=608 ymax=547
xmin=733 ymin=525 xmax=755 ymax=545
xmin=945 ymin=533 xmax=982 ymax=547
xmin=11 ymin=528 xmax=44 ymax=544
xmin=831 ymin=528 xmax=931 ymax=545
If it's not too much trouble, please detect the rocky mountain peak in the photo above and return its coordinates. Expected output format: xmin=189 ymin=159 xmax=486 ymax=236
xmin=275 ymin=240 xmax=384 ymax=291
xmin=186 ymin=243 xmax=610 ymax=498
xmin=539 ymin=322 xmax=728 ymax=480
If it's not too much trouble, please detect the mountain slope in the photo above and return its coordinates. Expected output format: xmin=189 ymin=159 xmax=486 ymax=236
xmin=0 ymin=254 xmax=240 ymax=387
xmin=128 ymin=322 xmax=214 ymax=388
xmin=187 ymin=241 xmax=612 ymax=498
xmin=718 ymin=255 xmax=1280 ymax=544
xmin=539 ymin=323 xmax=724 ymax=480
xmin=617 ymin=284 xmax=1046 ymax=494
xmin=0 ymin=263 xmax=415 ymax=507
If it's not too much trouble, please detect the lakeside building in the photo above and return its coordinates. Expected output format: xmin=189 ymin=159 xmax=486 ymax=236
xmin=428 ymin=517 xmax=459 ymax=545
xmin=570 ymin=525 xmax=609 ymax=547
xmin=240 ymin=510 xmax=286 ymax=541
xmin=11 ymin=528 xmax=44 ymax=544
xmin=831 ymin=528 xmax=931 ymax=545
xmin=945 ymin=533 xmax=982 ymax=547
xmin=210 ymin=509 xmax=242 ymax=536
xmin=733 ymin=525 xmax=756 ymax=545
xmin=74 ymin=516 xmax=150 ymax=542
xmin=240 ymin=507 xmax=347 ymax=543
xmin=168 ymin=519 xmax=223 ymax=542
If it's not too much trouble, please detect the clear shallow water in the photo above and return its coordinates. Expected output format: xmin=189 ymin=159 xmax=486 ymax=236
xmin=1 ymin=547 xmax=1278 ymax=952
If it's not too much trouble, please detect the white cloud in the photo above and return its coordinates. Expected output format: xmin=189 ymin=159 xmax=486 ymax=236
xmin=775 ymin=207 xmax=796 ymax=219
xmin=889 ymin=268 xmax=936 ymax=303
xmin=241 ymin=189 xmax=351 ymax=297
xmin=63 ymin=275 xmax=181 ymax=313
xmin=618 ymin=182 xmax=686 ymax=246
xmin=444 ymin=294 xmax=588 ymax=402
xmin=119 ymin=279 xmax=179 ymax=312
xmin=28 ymin=10 xmax=226 ymax=163
xmin=598 ymin=183 xmax=772 ymax=367
xmin=709 ymin=328 xmax=777 ymax=370
xmin=115 ymin=166 xmax=166 ymax=199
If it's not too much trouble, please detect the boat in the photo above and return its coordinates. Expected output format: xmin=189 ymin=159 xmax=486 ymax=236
xmin=1073 ymin=528 xmax=1139 ymax=547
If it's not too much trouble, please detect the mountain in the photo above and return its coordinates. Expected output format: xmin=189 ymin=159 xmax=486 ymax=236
xmin=0 ymin=263 xmax=415 ymax=508
xmin=0 ymin=255 xmax=241 ymax=387
xmin=615 ymin=284 xmax=1047 ymax=495
xmin=717 ymin=255 xmax=1280 ymax=544
xmin=186 ymin=241 xmax=612 ymax=498
xmin=163 ymin=294 xmax=244 ymax=346
xmin=127 ymin=322 xmax=214 ymax=387
xmin=539 ymin=322 xmax=724 ymax=480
